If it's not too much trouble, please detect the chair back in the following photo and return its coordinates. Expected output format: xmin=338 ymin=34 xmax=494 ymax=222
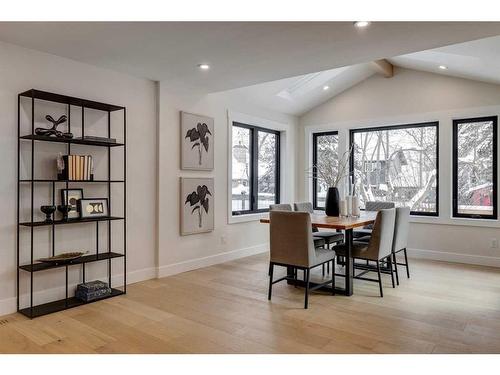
xmin=269 ymin=203 xmax=292 ymax=211
xmin=294 ymin=202 xmax=313 ymax=213
xmin=365 ymin=201 xmax=395 ymax=211
xmin=364 ymin=208 xmax=396 ymax=260
xmin=393 ymin=207 xmax=410 ymax=252
xmin=269 ymin=211 xmax=315 ymax=268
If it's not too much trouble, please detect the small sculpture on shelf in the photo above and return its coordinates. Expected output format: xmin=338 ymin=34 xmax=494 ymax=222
xmin=40 ymin=205 xmax=56 ymax=222
xmin=34 ymin=115 xmax=73 ymax=138
xmin=57 ymin=204 xmax=72 ymax=221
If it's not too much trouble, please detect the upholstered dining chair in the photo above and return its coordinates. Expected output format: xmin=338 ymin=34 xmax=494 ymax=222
xmin=353 ymin=201 xmax=396 ymax=240
xmin=269 ymin=203 xmax=325 ymax=248
xmin=392 ymin=207 xmax=411 ymax=285
xmin=294 ymin=202 xmax=344 ymax=276
xmin=268 ymin=211 xmax=336 ymax=308
xmin=334 ymin=208 xmax=396 ymax=297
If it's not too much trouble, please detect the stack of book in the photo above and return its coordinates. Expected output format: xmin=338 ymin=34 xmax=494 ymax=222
xmin=60 ymin=155 xmax=93 ymax=180
xmin=75 ymin=280 xmax=111 ymax=302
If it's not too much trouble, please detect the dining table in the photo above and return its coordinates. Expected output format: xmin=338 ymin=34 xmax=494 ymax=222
xmin=260 ymin=211 xmax=377 ymax=296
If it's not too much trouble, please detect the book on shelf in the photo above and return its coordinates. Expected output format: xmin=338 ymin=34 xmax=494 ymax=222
xmin=59 ymin=155 xmax=94 ymax=181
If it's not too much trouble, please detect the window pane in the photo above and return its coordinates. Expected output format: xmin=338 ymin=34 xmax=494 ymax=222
xmin=314 ymin=133 xmax=339 ymax=209
xmin=257 ymin=131 xmax=278 ymax=209
xmin=456 ymin=119 xmax=495 ymax=217
xmin=352 ymin=124 xmax=438 ymax=214
xmin=232 ymin=126 xmax=251 ymax=212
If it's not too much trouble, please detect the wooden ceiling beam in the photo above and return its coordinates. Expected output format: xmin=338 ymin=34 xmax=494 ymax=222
xmin=372 ymin=59 xmax=394 ymax=78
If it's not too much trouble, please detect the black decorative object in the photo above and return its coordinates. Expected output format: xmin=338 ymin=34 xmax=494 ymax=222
xmin=325 ymin=187 xmax=340 ymax=217
xmin=35 ymin=114 xmax=73 ymax=138
xmin=57 ymin=204 xmax=72 ymax=221
xmin=40 ymin=205 xmax=56 ymax=222
xmin=17 ymin=88 xmax=126 ymax=319
xmin=76 ymin=280 xmax=112 ymax=302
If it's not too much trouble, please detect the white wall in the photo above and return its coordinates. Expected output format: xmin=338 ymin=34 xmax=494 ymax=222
xmin=0 ymin=41 xmax=157 ymax=315
xmin=299 ymin=67 xmax=500 ymax=266
xmin=157 ymin=85 xmax=298 ymax=276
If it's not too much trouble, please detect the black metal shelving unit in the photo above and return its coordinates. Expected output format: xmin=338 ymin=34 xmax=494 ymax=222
xmin=17 ymin=89 xmax=127 ymax=319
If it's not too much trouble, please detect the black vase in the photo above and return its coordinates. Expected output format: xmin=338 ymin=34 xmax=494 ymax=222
xmin=325 ymin=187 xmax=340 ymax=217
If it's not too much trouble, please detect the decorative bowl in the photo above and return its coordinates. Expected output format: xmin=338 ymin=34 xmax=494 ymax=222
xmin=38 ymin=251 xmax=87 ymax=264
xmin=57 ymin=204 xmax=72 ymax=221
xmin=40 ymin=205 xmax=56 ymax=222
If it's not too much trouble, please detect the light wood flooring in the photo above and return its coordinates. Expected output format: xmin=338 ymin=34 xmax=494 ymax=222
xmin=1 ymin=253 xmax=500 ymax=353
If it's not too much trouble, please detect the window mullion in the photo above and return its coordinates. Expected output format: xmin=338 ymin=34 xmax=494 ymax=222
xmin=251 ymin=128 xmax=259 ymax=212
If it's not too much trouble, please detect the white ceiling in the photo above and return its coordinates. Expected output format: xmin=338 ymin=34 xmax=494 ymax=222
xmin=390 ymin=35 xmax=500 ymax=85
xmin=1 ymin=22 xmax=500 ymax=92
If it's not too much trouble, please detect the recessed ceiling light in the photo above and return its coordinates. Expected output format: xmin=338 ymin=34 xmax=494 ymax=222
xmin=323 ymin=85 xmax=330 ymax=91
xmin=354 ymin=21 xmax=370 ymax=28
xmin=439 ymin=65 xmax=448 ymax=70
xmin=198 ymin=63 xmax=210 ymax=70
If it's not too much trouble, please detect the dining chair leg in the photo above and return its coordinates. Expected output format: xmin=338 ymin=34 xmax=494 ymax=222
xmin=304 ymin=268 xmax=310 ymax=309
xmin=393 ymin=252 xmax=400 ymax=285
xmin=322 ymin=264 xmax=325 ymax=276
xmin=268 ymin=263 xmax=274 ymax=300
xmin=403 ymin=248 xmax=410 ymax=278
xmin=376 ymin=262 xmax=383 ymax=297
xmin=331 ymin=261 xmax=335 ymax=296
xmin=388 ymin=255 xmax=395 ymax=288
xmin=294 ymin=267 xmax=298 ymax=287
xmin=327 ymin=261 xmax=330 ymax=274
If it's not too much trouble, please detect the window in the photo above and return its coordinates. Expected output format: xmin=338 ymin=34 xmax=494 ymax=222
xmin=232 ymin=122 xmax=280 ymax=215
xmin=453 ymin=116 xmax=497 ymax=219
xmin=350 ymin=122 xmax=439 ymax=216
xmin=312 ymin=131 xmax=339 ymax=210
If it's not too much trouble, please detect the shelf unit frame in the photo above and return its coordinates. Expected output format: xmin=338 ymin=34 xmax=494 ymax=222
xmin=17 ymin=89 xmax=127 ymax=318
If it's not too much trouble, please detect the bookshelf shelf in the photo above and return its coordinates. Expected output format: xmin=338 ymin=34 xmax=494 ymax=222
xmin=17 ymin=89 xmax=127 ymax=318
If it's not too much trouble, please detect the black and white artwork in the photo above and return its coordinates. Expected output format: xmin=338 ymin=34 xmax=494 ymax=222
xmin=181 ymin=177 xmax=214 ymax=235
xmin=181 ymin=111 xmax=214 ymax=170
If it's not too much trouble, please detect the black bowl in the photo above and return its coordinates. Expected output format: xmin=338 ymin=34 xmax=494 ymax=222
xmin=57 ymin=204 xmax=72 ymax=221
xmin=40 ymin=205 xmax=56 ymax=222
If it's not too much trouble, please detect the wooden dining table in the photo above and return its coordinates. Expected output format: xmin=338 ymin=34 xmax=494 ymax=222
xmin=260 ymin=211 xmax=377 ymax=296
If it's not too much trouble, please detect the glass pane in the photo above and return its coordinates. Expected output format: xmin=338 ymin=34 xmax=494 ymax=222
xmin=456 ymin=120 xmax=494 ymax=216
xmin=257 ymin=131 xmax=278 ymax=209
xmin=232 ymin=126 xmax=251 ymax=212
xmin=352 ymin=125 xmax=438 ymax=213
xmin=314 ymin=133 xmax=339 ymax=209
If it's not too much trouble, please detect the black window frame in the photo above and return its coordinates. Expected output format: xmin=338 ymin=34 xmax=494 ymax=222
xmin=452 ymin=116 xmax=497 ymax=220
xmin=312 ymin=131 xmax=339 ymax=211
xmin=231 ymin=121 xmax=281 ymax=216
xmin=349 ymin=121 xmax=440 ymax=217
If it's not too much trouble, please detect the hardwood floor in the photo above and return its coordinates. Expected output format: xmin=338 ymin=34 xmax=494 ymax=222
xmin=2 ymin=253 xmax=500 ymax=353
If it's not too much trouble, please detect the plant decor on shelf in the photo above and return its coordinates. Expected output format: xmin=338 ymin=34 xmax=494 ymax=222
xmin=307 ymin=146 xmax=352 ymax=216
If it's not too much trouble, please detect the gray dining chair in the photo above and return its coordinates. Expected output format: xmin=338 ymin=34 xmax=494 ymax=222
xmin=334 ymin=208 xmax=396 ymax=297
xmin=294 ymin=202 xmax=344 ymax=276
xmin=268 ymin=211 xmax=336 ymax=308
xmin=392 ymin=207 xmax=411 ymax=284
xmin=269 ymin=203 xmax=325 ymax=248
xmin=353 ymin=201 xmax=396 ymax=240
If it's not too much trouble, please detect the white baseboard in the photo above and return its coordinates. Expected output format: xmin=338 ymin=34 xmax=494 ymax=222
xmin=0 ymin=266 xmax=157 ymax=317
xmin=408 ymin=248 xmax=500 ymax=268
xmin=157 ymin=243 xmax=268 ymax=278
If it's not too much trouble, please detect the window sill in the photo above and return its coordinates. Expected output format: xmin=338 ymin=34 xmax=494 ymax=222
xmin=410 ymin=215 xmax=500 ymax=228
xmin=228 ymin=212 xmax=268 ymax=224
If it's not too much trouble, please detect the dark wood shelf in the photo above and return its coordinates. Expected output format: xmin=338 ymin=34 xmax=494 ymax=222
xmin=19 ymin=288 xmax=124 ymax=318
xmin=20 ymin=89 xmax=124 ymax=112
xmin=19 ymin=252 xmax=124 ymax=272
xmin=20 ymin=179 xmax=124 ymax=183
xmin=20 ymin=134 xmax=124 ymax=147
xmin=20 ymin=216 xmax=124 ymax=227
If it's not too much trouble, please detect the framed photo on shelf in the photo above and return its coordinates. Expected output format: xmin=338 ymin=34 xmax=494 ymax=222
xmin=78 ymin=198 xmax=109 ymax=219
xmin=60 ymin=188 xmax=83 ymax=219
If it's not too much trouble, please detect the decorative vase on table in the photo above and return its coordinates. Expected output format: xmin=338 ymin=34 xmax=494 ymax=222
xmin=325 ymin=187 xmax=340 ymax=216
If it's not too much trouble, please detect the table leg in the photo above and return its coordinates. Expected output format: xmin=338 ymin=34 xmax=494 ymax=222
xmin=344 ymin=228 xmax=354 ymax=296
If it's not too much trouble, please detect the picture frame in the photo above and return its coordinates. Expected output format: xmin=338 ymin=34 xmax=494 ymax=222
xmin=78 ymin=198 xmax=109 ymax=219
xmin=181 ymin=111 xmax=214 ymax=170
xmin=180 ymin=177 xmax=214 ymax=235
xmin=60 ymin=188 xmax=84 ymax=219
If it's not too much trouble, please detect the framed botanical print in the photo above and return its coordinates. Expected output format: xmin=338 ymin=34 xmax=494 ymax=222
xmin=61 ymin=188 xmax=83 ymax=219
xmin=180 ymin=177 xmax=214 ymax=235
xmin=181 ymin=111 xmax=214 ymax=170
xmin=78 ymin=198 xmax=109 ymax=218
